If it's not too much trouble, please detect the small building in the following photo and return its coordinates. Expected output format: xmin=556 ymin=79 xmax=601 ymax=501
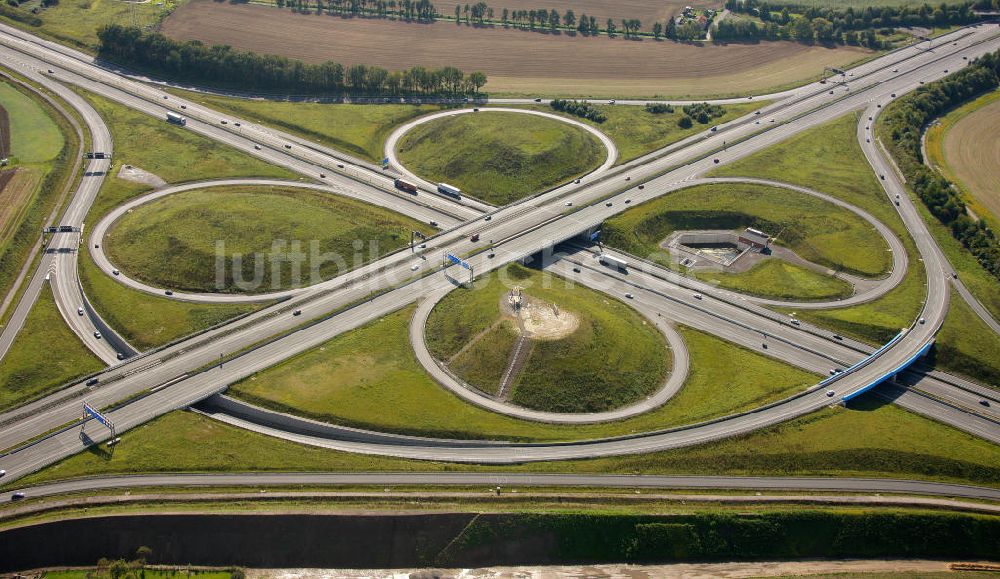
xmin=738 ymin=227 xmax=770 ymax=251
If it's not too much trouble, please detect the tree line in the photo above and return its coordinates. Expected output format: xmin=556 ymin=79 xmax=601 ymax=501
xmin=720 ymin=0 xmax=981 ymax=46
xmin=96 ymin=24 xmax=486 ymax=96
xmin=881 ymin=49 xmax=1000 ymax=281
xmin=550 ymin=99 xmax=606 ymax=123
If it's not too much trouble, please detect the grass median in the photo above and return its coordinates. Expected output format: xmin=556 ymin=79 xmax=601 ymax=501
xmin=166 ymin=88 xmax=449 ymax=164
xmin=18 ymin=389 xmax=1000 ymax=489
xmin=396 ymin=111 xmax=605 ymax=205
xmin=0 ymin=285 xmax=104 ymax=410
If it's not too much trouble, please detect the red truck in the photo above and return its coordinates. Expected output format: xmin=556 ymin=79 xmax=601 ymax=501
xmin=394 ymin=179 xmax=418 ymax=194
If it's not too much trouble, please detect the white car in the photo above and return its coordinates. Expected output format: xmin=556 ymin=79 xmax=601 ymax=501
xmin=94 ymin=331 xmax=102 ymax=340
xmin=410 ymin=264 xmax=420 ymax=271
xmin=0 ymin=469 xmax=6 ymax=477
xmin=693 ymin=293 xmax=703 ymax=300
xmin=78 ymin=306 xmax=84 ymax=316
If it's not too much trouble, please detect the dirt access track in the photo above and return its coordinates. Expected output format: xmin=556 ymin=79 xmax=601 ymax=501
xmin=160 ymin=0 xmax=870 ymax=98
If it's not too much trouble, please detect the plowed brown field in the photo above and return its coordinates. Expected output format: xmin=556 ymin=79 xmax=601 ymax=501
xmin=942 ymin=93 xmax=1000 ymax=223
xmin=160 ymin=0 xmax=870 ymax=98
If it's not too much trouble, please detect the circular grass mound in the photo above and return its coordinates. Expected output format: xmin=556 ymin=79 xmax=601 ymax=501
xmin=105 ymin=185 xmax=433 ymax=293
xmin=425 ymin=264 xmax=670 ymax=414
xmin=396 ymin=111 xmax=605 ymax=205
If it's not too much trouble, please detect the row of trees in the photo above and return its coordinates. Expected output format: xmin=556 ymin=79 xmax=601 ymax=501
xmin=713 ymin=15 xmax=884 ymax=48
xmin=97 ymin=24 xmax=487 ymax=95
xmin=881 ymin=49 xmax=1000 ymax=281
xmin=723 ymin=0 xmax=981 ymax=44
xmin=275 ymin=0 xmax=435 ymax=19
xmin=550 ymin=99 xmax=606 ymax=123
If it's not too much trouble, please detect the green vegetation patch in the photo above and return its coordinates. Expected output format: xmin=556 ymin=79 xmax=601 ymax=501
xmin=396 ymin=112 xmax=604 ymax=205
xmin=169 ymin=89 xmax=447 ymax=163
xmin=76 ymin=89 xmax=296 ymax=220
xmin=79 ymin=249 xmax=263 ymax=351
xmin=1 ymin=0 xmax=180 ymax=51
xmin=425 ymin=264 xmax=669 ymax=413
xmin=104 ymin=185 xmax=433 ymax=293
xmin=931 ymin=296 xmax=1000 ymax=388
xmin=696 ymin=259 xmax=853 ymax=301
xmin=531 ymin=101 xmax=766 ymax=164
xmin=0 ymin=82 xmax=63 ymax=164
xmin=602 ymin=181 xmax=890 ymax=279
xmin=230 ymin=300 xmax=816 ymax=441
xmin=20 ymin=392 xmax=1000 ymax=488
xmin=0 ymin=285 xmax=103 ymax=410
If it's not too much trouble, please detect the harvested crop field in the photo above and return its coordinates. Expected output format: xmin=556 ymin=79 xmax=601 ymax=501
xmin=939 ymin=91 xmax=1000 ymax=225
xmin=160 ymin=0 xmax=871 ymax=98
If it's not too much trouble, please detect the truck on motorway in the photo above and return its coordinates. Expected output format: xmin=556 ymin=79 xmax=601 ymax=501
xmin=437 ymin=182 xmax=462 ymax=199
xmin=599 ymin=254 xmax=628 ymax=271
xmin=166 ymin=112 xmax=187 ymax=126
xmin=394 ymin=179 xmax=418 ymax=194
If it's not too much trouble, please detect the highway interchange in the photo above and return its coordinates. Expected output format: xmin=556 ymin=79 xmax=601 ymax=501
xmin=0 ymin=21 xmax=999 ymax=496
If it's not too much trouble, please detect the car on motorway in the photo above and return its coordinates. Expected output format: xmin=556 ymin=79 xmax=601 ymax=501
xmin=112 ymin=269 xmax=120 ymax=276
xmin=293 ymin=309 xmax=302 ymax=316
xmin=163 ymin=95 xmax=168 ymax=99
xmin=165 ymin=290 xmax=173 ymax=296
xmin=94 ymin=331 xmax=102 ymax=339
xmin=429 ymin=220 xmax=438 ymax=227
xmin=637 ymin=184 xmax=644 ymax=190
xmin=284 ymin=144 xmax=292 ymax=149
xmin=574 ymin=178 xmax=581 ymax=184
xmin=117 ymin=352 xmax=125 ymax=360
xmin=566 ymin=201 xmax=573 ymax=206
xmin=181 ymin=104 xmax=187 ymax=109
xmin=919 ymin=317 xmax=925 ymax=324
xmin=47 ymin=69 xmax=54 ymax=73
xmin=534 ymin=98 xmax=542 ymax=102
xmin=790 ymin=318 xmax=800 ymax=325
xmin=625 ymin=199 xmax=631 ymax=204
xmin=833 ymin=334 xmax=843 ymax=340
xmin=411 ymin=264 xmax=420 ymax=271
xmin=87 ymin=378 xmax=99 ymax=386
xmin=713 ymin=158 xmax=720 ymax=164
xmin=982 ymin=400 xmax=991 ymax=407
xmin=608 ymin=99 xmax=616 ymax=104
xmin=826 ymin=390 xmax=836 ymax=397
xmin=892 ymin=68 xmax=898 ymax=72
xmin=471 ymin=234 xmax=480 ymax=242
xmin=319 ymin=173 xmax=326 ymax=178
xmin=0 ymin=469 xmax=5 ymax=477
xmin=11 ymin=492 xmax=25 ymax=501
xmin=572 ymin=267 xmax=581 ymax=273
xmin=484 ymin=215 xmax=492 ymax=222
xmin=625 ymin=293 xmax=633 ymax=299
xmin=254 ymin=144 xmax=261 ymax=150
xmin=78 ymin=306 xmax=84 ymax=316
xmin=693 ymin=293 xmax=702 ymax=300
xmin=234 ymin=122 xmax=241 ymax=127
xmin=625 ymin=176 xmax=631 ymax=181
xmin=605 ymin=202 xmax=613 ymax=207
xmin=221 ymin=120 xmax=228 ymax=124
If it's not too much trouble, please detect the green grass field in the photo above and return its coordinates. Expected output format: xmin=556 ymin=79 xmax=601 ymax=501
xmin=20 ymin=390 xmax=1000 ymax=488
xmin=696 ymin=259 xmax=854 ymax=301
xmin=231 ymin=293 xmax=817 ymax=441
xmin=425 ymin=264 xmax=669 ymax=413
xmin=0 ymin=76 xmax=77 ymax=334
xmin=0 ymin=285 xmax=103 ymax=410
xmin=0 ymin=82 xmax=63 ymax=164
xmin=932 ymin=296 xmax=1000 ymax=388
xmin=710 ymin=112 xmax=906 ymax=240
xmin=104 ymin=185 xmax=433 ymax=293
xmin=520 ymin=101 xmax=767 ymax=164
xmin=705 ymin=112 xmax=930 ymax=346
xmin=396 ymin=112 xmax=605 ymax=205
xmin=602 ymin=181 xmax=891 ymax=279
xmin=79 ymin=248 xmax=263 ymax=351
xmin=1 ymin=0 xmax=180 ymax=51
xmin=76 ymin=88 xmax=297 ymax=221
xmin=45 ymin=572 xmax=229 ymax=579
xmin=168 ymin=89 xmax=448 ymax=163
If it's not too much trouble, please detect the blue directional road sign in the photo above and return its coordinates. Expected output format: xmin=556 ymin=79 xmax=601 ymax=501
xmin=446 ymin=253 xmax=472 ymax=270
xmin=83 ymin=402 xmax=114 ymax=431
